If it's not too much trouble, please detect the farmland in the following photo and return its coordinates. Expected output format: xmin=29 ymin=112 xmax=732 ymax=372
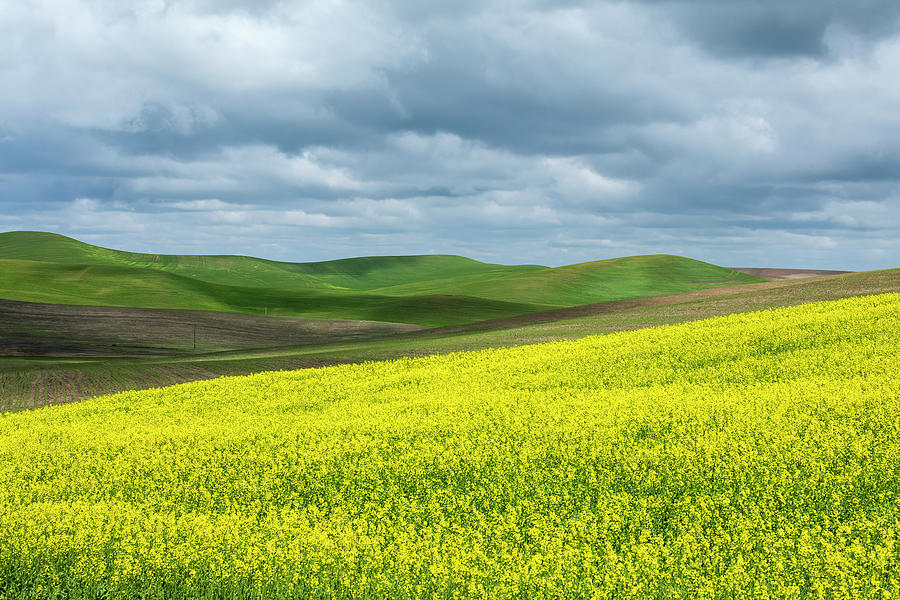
xmin=5 ymin=0 xmax=897 ymax=597
xmin=1 ymin=266 xmax=898 ymax=411
xmin=1 ymin=293 xmax=898 ymax=598
xmin=0 ymin=364 xmax=225 ymax=411
xmin=0 ymin=298 xmax=424 ymax=355
xmin=0 ymin=358 xmax=355 ymax=412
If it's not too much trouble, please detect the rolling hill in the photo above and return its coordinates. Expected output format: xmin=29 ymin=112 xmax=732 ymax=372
xmin=371 ymin=253 xmax=763 ymax=305
xmin=0 ymin=257 xmax=552 ymax=327
xmin=0 ymin=231 xmax=764 ymax=326
xmin=0 ymin=231 xmax=545 ymax=290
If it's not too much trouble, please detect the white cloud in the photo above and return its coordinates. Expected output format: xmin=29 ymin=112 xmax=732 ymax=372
xmin=64 ymin=198 xmax=147 ymax=233
xmin=543 ymin=157 xmax=641 ymax=201
xmin=0 ymin=0 xmax=424 ymax=127
xmin=169 ymin=199 xmax=233 ymax=211
xmin=787 ymin=199 xmax=900 ymax=229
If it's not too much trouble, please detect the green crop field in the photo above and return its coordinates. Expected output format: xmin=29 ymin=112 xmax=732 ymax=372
xmin=1 ymin=293 xmax=897 ymax=598
xmin=0 ymin=231 xmax=763 ymax=326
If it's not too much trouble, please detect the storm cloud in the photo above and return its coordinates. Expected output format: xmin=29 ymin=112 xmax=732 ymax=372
xmin=1 ymin=0 xmax=898 ymax=269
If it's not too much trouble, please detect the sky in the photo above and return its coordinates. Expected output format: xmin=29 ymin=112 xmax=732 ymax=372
xmin=1 ymin=0 xmax=898 ymax=269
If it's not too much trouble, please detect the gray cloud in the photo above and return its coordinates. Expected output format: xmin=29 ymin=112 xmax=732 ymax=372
xmin=624 ymin=0 xmax=900 ymax=58
xmin=1 ymin=0 xmax=898 ymax=270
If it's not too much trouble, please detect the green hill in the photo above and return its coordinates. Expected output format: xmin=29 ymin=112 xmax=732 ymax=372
xmin=0 ymin=258 xmax=552 ymax=327
xmin=370 ymin=254 xmax=762 ymax=305
xmin=0 ymin=231 xmax=765 ymax=325
xmin=0 ymin=231 xmax=544 ymax=290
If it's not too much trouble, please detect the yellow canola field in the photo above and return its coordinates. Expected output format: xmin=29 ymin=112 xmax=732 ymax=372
xmin=1 ymin=293 xmax=899 ymax=599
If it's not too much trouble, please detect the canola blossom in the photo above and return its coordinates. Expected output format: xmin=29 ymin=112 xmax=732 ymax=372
xmin=1 ymin=293 xmax=899 ymax=599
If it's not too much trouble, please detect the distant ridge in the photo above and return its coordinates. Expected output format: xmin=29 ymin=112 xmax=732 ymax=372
xmin=0 ymin=230 xmax=545 ymax=291
xmin=0 ymin=231 xmax=766 ymax=326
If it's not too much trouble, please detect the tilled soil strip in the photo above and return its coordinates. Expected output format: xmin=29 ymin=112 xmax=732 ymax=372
xmin=63 ymin=371 xmax=75 ymax=404
xmin=76 ymin=370 xmax=89 ymax=401
xmin=146 ymin=366 xmax=178 ymax=390
xmin=31 ymin=372 xmax=44 ymax=409
xmin=53 ymin=373 xmax=62 ymax=405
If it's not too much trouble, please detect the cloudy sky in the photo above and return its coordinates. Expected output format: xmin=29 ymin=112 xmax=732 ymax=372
xmin=1 ymin=0 xmax=898 ymax=269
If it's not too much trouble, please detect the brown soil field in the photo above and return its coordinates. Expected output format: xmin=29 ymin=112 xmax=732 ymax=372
xmin=24 ymin=370 xmax=88 ymax=408
xmin=730 ymin=267 xmax=852 ymax=280
xmin=0 ymin=299 xmax=426 ymax=357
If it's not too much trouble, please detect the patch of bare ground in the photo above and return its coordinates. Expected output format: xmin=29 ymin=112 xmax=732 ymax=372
xmin=24 ymin=373 xmax=36 ymax=409
xmin=167 ymin=365 xmax=220 ymax=384
xmin=730 ymin=268 xmax=852 ymax=280
xmin=86 ymin=370 xmax=119 ymax=401
xmin=112 ymin=365 xmax=225 ymax=392
xmin=32 ymin=372 xmax=44 ymax=409
xmin=0 ymin=299 xmax=426 ymax=357
xmin=144 ymin=365 xmax=181 ymax=389
xmin=74 ymin=370 xmax=89 ymax=402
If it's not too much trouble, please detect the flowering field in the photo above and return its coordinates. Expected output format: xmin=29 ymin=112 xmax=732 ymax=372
xmin=1 ymin=293 xmax=898 ymax=599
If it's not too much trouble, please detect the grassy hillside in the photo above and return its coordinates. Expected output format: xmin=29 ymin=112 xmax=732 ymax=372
xmin=0 ymin=231 xmax=545 ymax=290
xmin=1 ymin=293 xmax=897 ymax=597
xmin=371 ymin=254 xmax=762 ymax=305
xmin=0 ymin=231 xmax=764 ymax=325
xmin=0 ymin=258 xmax=552 ymax=327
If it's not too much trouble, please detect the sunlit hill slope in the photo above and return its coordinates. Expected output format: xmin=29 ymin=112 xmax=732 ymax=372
xmin=0 ymin=231 xmax=764 ymax=326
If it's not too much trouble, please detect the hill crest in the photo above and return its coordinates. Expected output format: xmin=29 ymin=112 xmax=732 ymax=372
xmin=0 ymin=230 xmax=766 ymax=326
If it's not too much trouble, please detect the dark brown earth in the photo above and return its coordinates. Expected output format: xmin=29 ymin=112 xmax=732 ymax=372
xmin=0 ymin=299 xmax=426 ymax=357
